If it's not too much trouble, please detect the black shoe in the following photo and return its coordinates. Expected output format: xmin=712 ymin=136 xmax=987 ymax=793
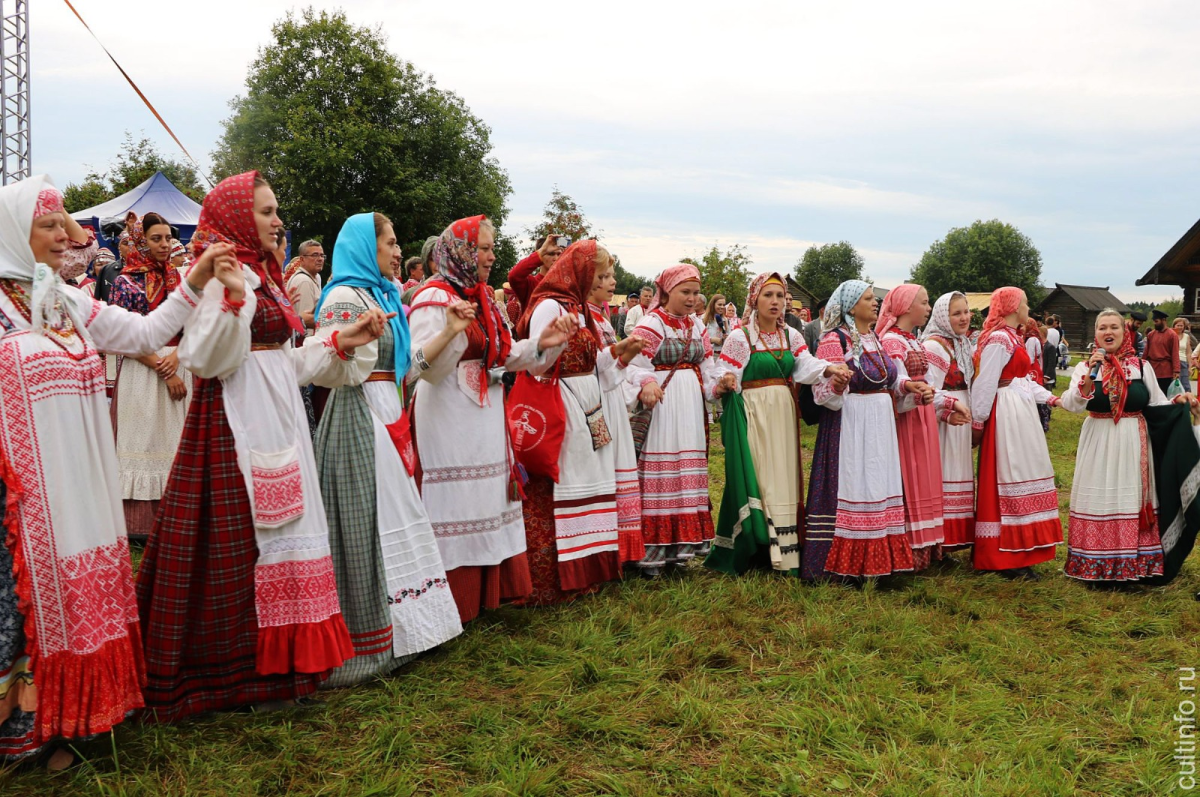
xmin=998 ymin=567 xmax=1040 ymax=582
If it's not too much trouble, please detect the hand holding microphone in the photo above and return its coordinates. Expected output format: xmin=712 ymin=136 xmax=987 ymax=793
xmin=1086 ymin=348 xmax=1105 ymax=384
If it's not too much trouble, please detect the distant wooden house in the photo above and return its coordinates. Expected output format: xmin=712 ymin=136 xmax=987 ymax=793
xmin=1137 ymin=217 xmax=1200 ymax=322
xmin=784 ymin=276 xmax=821 ymax=315
xmin=1036 ymin=284 xmax=1129 ymax=346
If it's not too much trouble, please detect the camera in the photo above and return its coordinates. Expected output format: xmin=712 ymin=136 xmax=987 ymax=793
xmin=555 ymin=236 xmax=571 ymax=249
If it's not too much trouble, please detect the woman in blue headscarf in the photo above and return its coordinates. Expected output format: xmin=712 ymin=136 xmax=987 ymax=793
xmin=799 ymin=279 xmax=934 ymax=580
xmin=312 ymin=212 xmax=465 ymax=687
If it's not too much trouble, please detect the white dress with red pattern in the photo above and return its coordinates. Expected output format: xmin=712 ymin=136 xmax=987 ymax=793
xmin=970 ymin=326 xmax=1063 ymax=570
xmin=922 ymin=336 xmax=975 ymax=549
xmin=0 ymin=277 xmax=200 ymax=758
xmin=626 ymin=309 xmax=720 ymax=569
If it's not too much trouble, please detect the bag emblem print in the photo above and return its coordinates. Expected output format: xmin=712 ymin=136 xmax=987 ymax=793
xmin=510 ymin=404 xmax=547 ymax=451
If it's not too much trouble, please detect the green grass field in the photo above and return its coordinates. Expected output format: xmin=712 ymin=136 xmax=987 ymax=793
xmin=6 ymin=377 xmax=1199 ymax=796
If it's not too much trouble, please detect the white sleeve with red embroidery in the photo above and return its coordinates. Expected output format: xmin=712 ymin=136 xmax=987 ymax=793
xmin=291 ymin=324 xmax=360 ymax=388
xmin=81 ymin=278 xmax=202 ymax=357
xmin=409 ymin=287 xmax=467 ymax=385
xmin=176 ymin=265 xmax=257 ymax=380
xmin=309 ymin=286 xmax=375 ymax=389
xmin=624 ymin=316 xmax=662 ymax=393
xmin=1059 ymin=362 xmax=1093 ymax=413
xmin=970 ymin=337 xmax=1009 ymax=429
xmin=715 ymin=327 xmax=749 ymax=392
xmin=812 ymin=332 xmax=846 ymax=411
xmin=522 ymin=299 xmax=570 ymax=377
xmin=790 ymin=330 xmax=830 ymax=386
xmin=922 ymin=339 xmax=950 ymax=391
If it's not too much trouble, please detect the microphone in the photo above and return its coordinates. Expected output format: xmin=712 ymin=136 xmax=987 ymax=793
xmin=1089 ymin=359 xmax=1102 ymax=381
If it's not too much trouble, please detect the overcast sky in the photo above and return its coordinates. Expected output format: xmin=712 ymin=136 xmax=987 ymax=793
xmin=34 ymin=0 xmax=1200 ymax=300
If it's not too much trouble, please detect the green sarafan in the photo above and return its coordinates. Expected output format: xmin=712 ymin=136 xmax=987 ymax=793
xmin=7 ymin=372 xmax=1199 ymax=797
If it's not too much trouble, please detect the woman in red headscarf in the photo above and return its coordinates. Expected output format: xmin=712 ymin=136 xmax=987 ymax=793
xmin=1060 ymin=309 xmax=1199 ymax=582
xmin=515 ymin=240 xmax=645 ymax=603
xmin=107 ymin=212 xmax=191 ymax=539
xmin=970 ymin=287 xmax=1064 ymax=579
xmin=626 ymin=264 xmax=730 ymax=575
xmin=136 ymin=173 xmax=392 ymax=722
xmin=408 ymin=216 xmax=577 ymax=623
xmin=1023 ymin=317 xmax=1051 ymax=433
xmin=875 ymin=284 xmax=970 ymax=570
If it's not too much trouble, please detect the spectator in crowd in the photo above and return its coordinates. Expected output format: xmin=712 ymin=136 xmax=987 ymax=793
xmin=402 ymin=255 xmax=423 ymax=291
xmin=623 ymin=285 xmax=653 ymax=336
xmin=803 ymin=298 xmax=826 ymax=354
xmin=1144 ymin=308 xmax=1180 ymax=393
xmin=615 ymin=292 xmax=638 ymax=339
xmin=507 ymin=235 xmax=566 ymax=322
xmin=1177 ymin=317 xmax=1196 ymax=392
xmin=286 ymin=239 xmax=325 ymax=335
xmin=1128 ymin=310 xmax=1147 ymax=356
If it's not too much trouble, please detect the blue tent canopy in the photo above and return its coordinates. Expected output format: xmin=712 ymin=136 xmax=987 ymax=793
xmin=70 ymin=171 xmax=203 ymax=248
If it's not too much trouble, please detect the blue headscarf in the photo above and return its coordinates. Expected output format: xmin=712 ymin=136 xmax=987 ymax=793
xmin=821 ymin=279 xmax=873 ymax=361
xmin=317 ymin=213 xmax=411 ymax=382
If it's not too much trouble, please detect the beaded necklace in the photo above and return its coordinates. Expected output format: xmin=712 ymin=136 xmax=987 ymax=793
xmin=0 ymin=279 xmax=87 ymax=356
xmin=856 ymin=329 xmax=889 ymax=386
xmin=757 ymin=323 xmax=788 ymax=363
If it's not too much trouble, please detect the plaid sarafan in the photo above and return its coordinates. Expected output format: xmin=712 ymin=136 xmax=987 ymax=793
xmin=135 ymin=291 xmax=330 ymax=722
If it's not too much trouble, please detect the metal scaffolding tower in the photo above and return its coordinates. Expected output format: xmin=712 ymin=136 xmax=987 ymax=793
xmin=0 ymin=0 xmax=29 ymax=184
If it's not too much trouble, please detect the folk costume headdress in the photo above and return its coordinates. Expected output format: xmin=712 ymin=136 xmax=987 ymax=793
xmin=318 ymin=213 xmax=412 ymax=382
xmin=119 ymin=213 xmax=181 ymax=311
xmin=821 ymin=279 xmax=872 ymax=360
xmin=516 ymin=239 xmax=601 ymax=340
xmin=975 ymin=286 xmax=1024 ymax=371
xmin=874 ymin=284 xmax=921 ymax=339
xmin=189 ymin=171 xmax=305 ymax=337
xmin=431 ymin=215 xmax=511 ymax=369
xmin=649 ymin=264 xmax=701 ymax=314
xmin=0 ymin=175 xmax=90 ymax=338
xmin=921 ymin=291 xmax=975 ymax=383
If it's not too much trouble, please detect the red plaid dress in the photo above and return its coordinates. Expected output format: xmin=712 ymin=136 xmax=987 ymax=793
xmin=136 ymin=287 xmax=331 ymax=721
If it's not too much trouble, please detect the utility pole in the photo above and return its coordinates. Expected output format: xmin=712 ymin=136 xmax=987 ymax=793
xmin=0 ymin=0 xmax=30 ymax=184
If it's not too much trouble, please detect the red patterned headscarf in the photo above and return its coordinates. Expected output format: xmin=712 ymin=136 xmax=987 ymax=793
xmin=120 ymin=213 xmax=180 ymax=310
xmin=516 ymin=239 xmax=600 ymax=340
xmin=874 ymin=283 xmax=921 ymax=338
xmin=431 ymin=215 xmax=511 ymax=368
xmin=1094 ymin=317 xmax=1140 ymax=424
xmin=190 ymin=171 xmax=304 ymax=336
xmin=649 ymin=263 xmax=701 ymax=313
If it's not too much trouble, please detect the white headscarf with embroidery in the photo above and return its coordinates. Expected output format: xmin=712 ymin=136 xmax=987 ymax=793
xmin=0 ymin=175 xmax=89 ymax=338
xmin=921 ymin=291 xmax=975 ymax=383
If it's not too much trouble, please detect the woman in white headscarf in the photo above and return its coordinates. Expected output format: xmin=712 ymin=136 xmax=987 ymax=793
xmin=0 ymin=175 xmax=237 ymax=767
xmin=921 ymin=292 xmax=978 ymax=552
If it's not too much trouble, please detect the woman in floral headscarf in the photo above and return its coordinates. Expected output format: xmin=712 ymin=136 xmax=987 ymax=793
xmin=1060 ymin=309 xmax=1200 ymax=583
xmin=626 ymin=264 xmax=728 ymax=574
xmin=107 ymin=212 xmax=191 ymax=538
xmin=137 ymin=172 xmax=392 ymax=722
xmin=0 ymin=175 xmax=229 ymax=767
xmin=922 ymin=292 xmax=977 ymax=551
xmin=970 ymin=287 xmax=1063 ymax=580
xmin=705 ymin=272 xmax=848 ymax=576
xmin=408 ymin=216 xmax=576 ymax=623
xmin=875 ymin=284 xmax=970 ymax=570
xmin=799 ymin=280 xmax=935 ymax=580
xmin=515 ymin=240 xmax=645 ymax=603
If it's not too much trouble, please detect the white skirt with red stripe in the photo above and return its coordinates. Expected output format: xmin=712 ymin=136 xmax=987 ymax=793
xmin=638 ymin=368 xmax=714 ymax=548
xmin=938 ymin=388 xmax=975 ymax=548
xmin=552 ymin=374 xmax=620 ymax=564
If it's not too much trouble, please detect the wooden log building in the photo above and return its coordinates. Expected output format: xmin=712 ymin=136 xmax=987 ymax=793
xmin=1036 ymin=284 xmax=1129 ymax=347
xmin=1137 ymin=217 xmax=1200 ymax=323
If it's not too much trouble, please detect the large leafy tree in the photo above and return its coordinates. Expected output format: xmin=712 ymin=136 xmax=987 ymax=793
xmin=793 ymin=241 xmax=868 ymax=301
xmin=682 ymin=244 xmax=753 ymax=312
xmin=63 ymin=132 xmax=206 ymax=213
xmin=910 ymin=220 xmax=1044 ymax=301
xmin=212 ymin=7 xmax=511 ymax=263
